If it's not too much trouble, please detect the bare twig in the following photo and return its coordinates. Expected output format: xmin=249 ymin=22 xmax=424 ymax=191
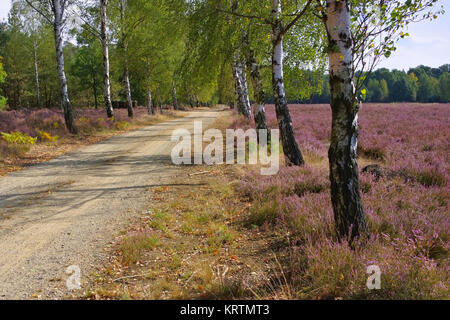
xmin=188 ymin=171 xmax=211 ymax=176
xmin=24 ymin=0 xmax=53 ymax=25
xmin=112 ymin=273 xmax=148 ymax=282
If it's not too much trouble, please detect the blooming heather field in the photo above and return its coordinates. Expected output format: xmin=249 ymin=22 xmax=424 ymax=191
xmin=0 ymin=107 xmax=152 ymax=138
xmin=232 ymin=103 xmax=449 ymax=299
xmin=0 ymin=107 xmax=175 ymax=162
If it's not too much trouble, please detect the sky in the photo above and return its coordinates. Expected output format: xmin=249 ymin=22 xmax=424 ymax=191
xmin=377 ymin=0 xmax=450 ymax=71
xmin=0 ymin=0 xmax=449 ymax=71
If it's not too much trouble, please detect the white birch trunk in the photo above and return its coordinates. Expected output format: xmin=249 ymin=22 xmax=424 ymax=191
xmin=52 ymin=0 xmax=77 ymax=134
xmin=326 ymin=0 xmax=367 ymax=241
xmin=100 ymin=0 xmax=114 ymax=118
xmin=232 ymin=61 xmax=240 ymax=111
xmin=240 ymin=64 xmax=251 ymax=117
xmin=248 ymin=60 xmax=266 ymax=129
xmin=124 ymin=64 xmax=133 ymax=117
xmin=120 ymin=0 xmax=133 ymax=118
xmin=243 ymin=34 xmax=269 ymax=143
xmin=33 ymin=39 xmax=41 ymax=108
xmin=232 ymin=55 xmax=251 ymax=119
xmin=271 ymin=0 xmax=304 ymax=165
xmin=172 ymin=80 xmax=178 ymax=110
xmin=147 ymin=89 xmax=154 ymax=114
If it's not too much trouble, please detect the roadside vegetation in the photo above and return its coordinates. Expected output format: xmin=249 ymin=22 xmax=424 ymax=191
xmin=0 ymin=106 xmax=182 ymax=175
xmin=84 ymin=104 xmax=448 ymax=300
xmin=0 ymin=0 xmax=447 ymax=301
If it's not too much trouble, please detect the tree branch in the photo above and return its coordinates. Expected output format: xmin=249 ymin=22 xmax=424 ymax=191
xmin=24 ymin=0 xmax=53 ymax=25
xmin=216 ymin=8 xmax=273 ymax=25
xmin=68 ymin=7 xmax=102 ymax=39
xmin=282 ymin=0 xmax=313 ymax=36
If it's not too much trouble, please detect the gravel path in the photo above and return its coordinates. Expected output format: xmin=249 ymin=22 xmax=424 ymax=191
xmin=0 ymin=110 xmax=219 ymax=299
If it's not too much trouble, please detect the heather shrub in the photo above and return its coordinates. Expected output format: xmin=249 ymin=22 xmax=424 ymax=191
xmin=362 ymin=178 xmax=448 ymax=247
xmin=242 ymin=167 xmax=333 ymax=240
xmin=298 ymin=240 xmax=367 ymax=299
xmin=0 ymin=106 xmax=170 ymax=164
xmin=293 ymin=179 xmax=328 ymax=197
xmin=0 ymin=140 xmax=30 ymax=159
xmin=280 ymin=193 xmax=335 ymax=242
xmin=299 ymin=238 xmax=448 ymax=299
xmin=76 ymin=116 xmax=97 ymax=135
xmin=0 ymin=106 xmax=154 ymax=140
xmin=239 ymin=166 xmax=329 ymax=202
xmin=234 ymin=103 xmax=449 ymax=299
xmin=229 ymin=112 xmax=253 ymax=131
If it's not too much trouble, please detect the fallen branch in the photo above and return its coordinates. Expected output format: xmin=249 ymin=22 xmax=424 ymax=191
xmin=188 ymin=171 xmax=211 ymax=177
xmin=112 ymin=274 xmax=148 ymax=282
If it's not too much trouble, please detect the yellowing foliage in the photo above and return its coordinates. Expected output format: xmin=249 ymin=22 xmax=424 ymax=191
xmin=39 ymin=130 xmax=59 ymax=142
xmin=1 ymin=132 xmax=37 ymax=145
xmin=115 ymin=121 xmax=130 ymax=130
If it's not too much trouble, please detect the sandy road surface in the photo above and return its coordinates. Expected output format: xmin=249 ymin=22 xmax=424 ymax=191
xmin=0 ymin=109 xmax=220 ymax=299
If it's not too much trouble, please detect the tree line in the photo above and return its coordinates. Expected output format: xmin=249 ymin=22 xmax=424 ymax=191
xmin=309 ymin=64 xmax=450 ymax=103
xmin=0 ymin=0 xmax=444 ymax=243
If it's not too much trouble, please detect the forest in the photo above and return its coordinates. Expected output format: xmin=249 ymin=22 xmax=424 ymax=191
xmin=0 ymin=0 xmax=448 ymax=302
xmin=312 ymin=64 xmax=450 ymax=103
xmin=0 ymin=1 xmax=449 ymax=111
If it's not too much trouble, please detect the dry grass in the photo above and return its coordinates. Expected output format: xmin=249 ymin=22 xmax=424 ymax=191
xmin=81 ymin=109 xmax=278 ymax=300
xmin=82 ymin=164 xmax=266 ymax=300
xmin=82 ymin=105 xmax=449 ymax=300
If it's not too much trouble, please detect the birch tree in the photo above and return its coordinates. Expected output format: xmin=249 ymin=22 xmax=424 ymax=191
xmin=18 ymin=2 xmax=43 ymax=108
xmin=12 ymin=0 xmax=43 ymax=108
xmin=242 ymin=32 xmax=269 ymax=137
xmin=230 ymin=10 xmax=251 ymax=119
xmin=69 ymin=0 xmax=114 ymax=117
xmin=32 ymin=39 xmax=41 ymax=108
xmin=100 ymin=0 xmax=114 ymax=117
xmin=315 ymin=0 xmax=443 ymax=241
xmin=25 ymin=0 xmax=78 ymax=133
xmin=180 ymin=0 xmax=223 ymax=106
xmin=147 ymin=83 xmax=154 ymax=114
xmin=117 ymin=0 xmax=133 ymax=118
xmin=232 ymin=53 xmax=251 ymax=118
xmin=182 ymin=0 xmax=258 ymax=119
xmin=219 ymin=0 xmax=318 ymax=166
xmin=270 ymin=0 xmax=311 ymax=165
xmin=172 ymin=80 xmax=178 ymax=110
xmin=118 ymin=0 xmax=186 ymax=112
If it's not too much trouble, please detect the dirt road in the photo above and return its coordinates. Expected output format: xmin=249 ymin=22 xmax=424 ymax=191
xmin=0 ymin=109 xmax=220 ymax=299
